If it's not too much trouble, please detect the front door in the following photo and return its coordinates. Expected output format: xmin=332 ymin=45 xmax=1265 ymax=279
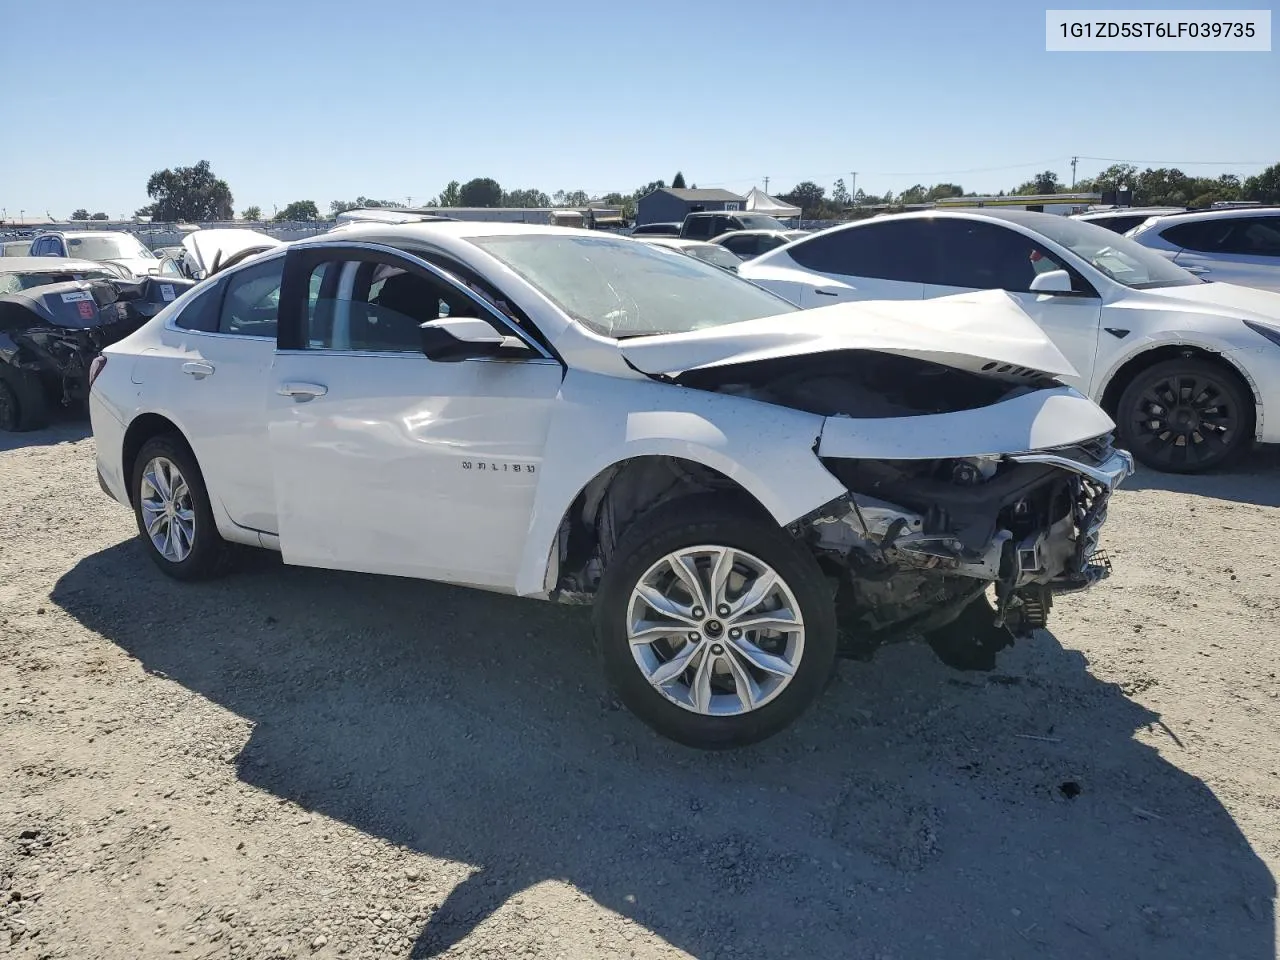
xmin=265 ymin=243 xmax=564 ymax=592
xmin=922 ymin=219 xmax=1103 ymax=391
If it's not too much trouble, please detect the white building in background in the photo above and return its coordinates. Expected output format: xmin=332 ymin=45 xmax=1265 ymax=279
xmin=934 ymin=193 xmax=1102 ymax=216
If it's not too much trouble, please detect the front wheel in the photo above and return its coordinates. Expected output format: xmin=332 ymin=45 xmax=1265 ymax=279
xmin=0 ymin=369 xmax=49 ymax=432
xmin=593 ymin=496 xmax=837 ymax=749
xmin=1115 ymin=358 xmax=1253 ymax=473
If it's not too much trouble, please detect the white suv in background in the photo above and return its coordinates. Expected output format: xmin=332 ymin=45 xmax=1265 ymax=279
xmin=1126 ymin=207 xmax=1280 ymax=292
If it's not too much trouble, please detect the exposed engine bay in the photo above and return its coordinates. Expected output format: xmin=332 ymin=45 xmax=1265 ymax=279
xmin=555 ymin=348 xmax=1134 ymax=672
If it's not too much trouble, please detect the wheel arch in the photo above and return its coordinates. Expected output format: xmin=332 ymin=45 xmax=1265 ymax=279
xmin=520 ymin=453 xmax=811 ymax=602
xmin=121 ymin=412 xmax=199 ymax=506
xmin=1097 ymin=342 xmax=1263 ymax=442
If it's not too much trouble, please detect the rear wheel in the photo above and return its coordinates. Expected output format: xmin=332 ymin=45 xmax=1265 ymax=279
xmin=1116 ymin=358 xmax=1253 ymax=473
xmin=594 ymin=496 xmax=837 ymax=749
xmin=131 ymin=435 xmax=230 ymax=580
xmin=0 ymin=369 xmax=49 ymax=432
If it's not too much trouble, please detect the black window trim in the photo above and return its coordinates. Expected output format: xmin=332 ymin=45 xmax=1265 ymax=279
xmin=275 ymin=241 xmax=558 ymax=363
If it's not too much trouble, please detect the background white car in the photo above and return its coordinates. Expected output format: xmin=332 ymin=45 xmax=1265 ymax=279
xmin=712 ymin=229 xmax=810 ymax=260
xmin=1071 ymin=206 xmax=1186 ymax=235
xmin=740 ymin=210 xmax=1280 ymax=473
xmin=1125 ymin=207 xmax=1280 ymax=292
xmin=88 ymin=223 xmax=1131 ymax=748
xmin=634 ymin=236 xmax=744 ymax=272
xmin=29 ymin=229 xmax=182 ymax=279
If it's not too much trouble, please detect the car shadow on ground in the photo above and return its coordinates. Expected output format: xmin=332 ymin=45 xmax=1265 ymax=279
xmin=1123 ymin=446 xmax=1280 ymax=507
xmin=52 ymin=543 xmax=1275 ymax=960
xmin=0 ymin=414 xmax=90 ymax=453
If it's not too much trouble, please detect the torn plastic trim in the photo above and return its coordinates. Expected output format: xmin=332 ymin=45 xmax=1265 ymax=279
xmin=1007 ymin=448 xmax=1135 ymax=492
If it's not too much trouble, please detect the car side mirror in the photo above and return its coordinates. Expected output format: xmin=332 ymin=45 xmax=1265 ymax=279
xmin=1029 ymin=269 xmax=1073 ymax=294
xmin=419 ymin=316 xmax=529 ymax=362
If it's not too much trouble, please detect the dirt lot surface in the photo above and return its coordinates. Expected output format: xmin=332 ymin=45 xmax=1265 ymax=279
xmin=1 ymin=422 xmax=1277 ymax=960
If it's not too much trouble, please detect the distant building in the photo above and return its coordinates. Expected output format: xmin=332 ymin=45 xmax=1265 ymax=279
xmin=635 ymin=188 xmax=746 ymax=226
xmin=934 ymin=193 xmax=1102 ymax=216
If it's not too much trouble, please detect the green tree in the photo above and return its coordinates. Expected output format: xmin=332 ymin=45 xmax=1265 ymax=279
xmin=897 ymin=184 xmax=928 ymax=204
xmin=1076 ymin=163 xmax=1137 ymax=194
xmin=89 ymin=212 xmax=108 ymax=220
xmin=852 ymin=188 xmax=868 ymax=206
xmin=778 ymin=181 xmax=826 ymax=215
xmin=70 ymin=208 xmax=89 ymax=221
xmin=633 ymin=180 xmax=666 ymax=200
xmin=925 ymin=183 xmax=964 ymax=201
xmin=136 ymin=160 xmax=234 ymax=221
xmin=503 ymin=188 xmax=551 ymax=207
xmin=561 ymin=190 xmax=589 ymax=207
xmin=458 ymin=178 xmax=503 ymax=207
xmin=671 ymin=171 xmax=687 ymax=189
xmin=241 ymin=206 xmax=262 ymax=221
xmin=1243 ymin=162 xmax=1280 ymax=204
xmin=437 ymin=181 xmax=462 ymax=207
xmin=275 ymin=200 xmax=320 ymax=221
xmin=1013 ymin=170 xmax=1061 ymax=195
xmin=832 ymin=179 xmax=849 ymax=205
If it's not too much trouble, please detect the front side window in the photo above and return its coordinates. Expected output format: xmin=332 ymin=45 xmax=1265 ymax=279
xmin=1162 ymin=220 xmax=1229 ymax=253
xmin=737 ymin=215 xmax=787 ymax=231
xmin=929 ymin=219 xmax=1073 ymax=292
xmin=219 ymin=256 xmax=284 ymax=337
xmin=787 ymin=219 xmax=925 ymax=283
xmin=470 ymin=234 xmax=795 ymax=338
xmin=720 ymin=234 xmax=758 ymax=256
xmin=302 ymin=257 xmax=483 ymax=353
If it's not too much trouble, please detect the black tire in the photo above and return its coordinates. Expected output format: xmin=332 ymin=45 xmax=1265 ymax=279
xmin=0 ymin=368 xmax=50 ymax=432
xmin=1115 ymin=358 xmax=1254 ymax=474
xmin=593 ymin=495 xmax=837 ymax=749
xmin=131 ymin=434 xmax=231 ymax=580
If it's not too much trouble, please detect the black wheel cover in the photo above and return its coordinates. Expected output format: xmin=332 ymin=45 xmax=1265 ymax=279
xmin=1125 ymin=368 xmax=1241 ymax=470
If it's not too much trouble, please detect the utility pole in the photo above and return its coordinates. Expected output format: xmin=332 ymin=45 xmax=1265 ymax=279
xmin=851 ymin=172 xmax=858 ymax=202
xmin=1070 ymin=156 xmax=1078 ymax=189
xmin=763 ymin=176 xmax=770 ymax=193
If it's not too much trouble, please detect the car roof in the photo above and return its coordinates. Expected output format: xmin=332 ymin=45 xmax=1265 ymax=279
xmin=46 ymin=230 xmax=139 ymax=239
xmin=0 ymin=256 xmax=117 ymax=272
xmin=1130 ymin=207 xmax=1280 ymax=226
xmin=1075 ymin=207 xmax=1185 ymax=219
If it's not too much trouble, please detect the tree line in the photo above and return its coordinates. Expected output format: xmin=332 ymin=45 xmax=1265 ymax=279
xmin=63 ymin=161 xmax=1280 ymax=223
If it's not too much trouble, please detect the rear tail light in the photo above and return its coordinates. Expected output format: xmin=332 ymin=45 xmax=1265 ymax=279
xmin=88 ymin=354 xmax=108 ymax=389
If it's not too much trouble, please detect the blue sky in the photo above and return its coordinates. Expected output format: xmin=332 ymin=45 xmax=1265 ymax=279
xmin=3 ymin=0 xmax=1276 ymax=218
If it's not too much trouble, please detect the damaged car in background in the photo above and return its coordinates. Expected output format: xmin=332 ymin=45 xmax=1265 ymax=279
xmin=88 ymin=224 xmax=1132 ymax=748
xmin=0 ymin=274 xmax=195 ymax=430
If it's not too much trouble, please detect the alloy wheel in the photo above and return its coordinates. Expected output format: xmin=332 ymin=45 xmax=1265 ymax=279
xmin=139 ymin=456 xmax=196 ymax=563
xmin=626 ymin=545 xmax=804 ymax=717
xmin=1128 ymin=371 xmax=1239 ymax=469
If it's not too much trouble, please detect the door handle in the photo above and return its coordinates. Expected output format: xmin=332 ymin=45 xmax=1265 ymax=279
xmin=814 ymin=288 xmax=840 ymax=297
xmin=181 ymin=361 xmax=215 ymax=379
xmin=277 ymin=381 xmax=328 ymax=401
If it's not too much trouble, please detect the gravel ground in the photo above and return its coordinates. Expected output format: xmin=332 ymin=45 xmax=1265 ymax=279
xmin=1 ymin=421 xmax=1277 ymax=960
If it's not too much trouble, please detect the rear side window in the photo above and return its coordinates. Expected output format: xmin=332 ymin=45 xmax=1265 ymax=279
xmin=1162 ymin=220 xmax=1231 ymax=253
xmin=787 ymin=220 xmax=926 ymax=283
xmin=720 ymin=234 xmax=759 ymax=257
xmin=1224 ymin=217 xmax=1280 ymax=257
xmin=173 ymin=283 xmax=223 ymax=332
xmin=218 ymin=256 xmax=284 ymax=337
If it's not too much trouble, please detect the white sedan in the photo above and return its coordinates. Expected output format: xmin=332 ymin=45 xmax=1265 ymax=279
xmin=740 ymin=210 xmax=1280 ymax=473
xmin=1124 ymin=207 xmax=1280 ymax=293
xmin=89 ymin=222 xmax=1132 ymax=748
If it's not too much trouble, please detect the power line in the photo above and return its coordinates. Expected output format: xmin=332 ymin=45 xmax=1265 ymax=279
xmin=697 ymin=159 xmax=1070 ymax=188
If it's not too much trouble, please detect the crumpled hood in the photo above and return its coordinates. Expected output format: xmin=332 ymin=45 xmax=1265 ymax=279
xmin=617 ymin=289 xmax=1077 ymax=379
xmin=182 ymin=228 xmax=282 ymax=276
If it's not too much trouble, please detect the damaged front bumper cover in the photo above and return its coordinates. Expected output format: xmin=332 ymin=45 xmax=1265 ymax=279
xmin=807 ymin=445 xmax=1135 ymax=665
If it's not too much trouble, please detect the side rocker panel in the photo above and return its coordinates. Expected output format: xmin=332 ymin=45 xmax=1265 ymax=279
xmin=513 ymin=370 xmax=845 ymax=598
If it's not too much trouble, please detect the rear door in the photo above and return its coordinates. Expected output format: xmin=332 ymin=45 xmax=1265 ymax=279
xmin=781 ymin=219 xmax=929 ymax=306
xmin=155 ymin=254 xmax=285 ymax=533
xmin=265 ymin=242 xmax=564 ymax=592
xmin=922 ymin=219 xmax=1103 ymax=391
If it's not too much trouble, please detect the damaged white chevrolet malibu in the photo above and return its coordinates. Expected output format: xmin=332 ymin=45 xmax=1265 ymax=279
xmin=88 ymin=222 xmax=1134 ymax=748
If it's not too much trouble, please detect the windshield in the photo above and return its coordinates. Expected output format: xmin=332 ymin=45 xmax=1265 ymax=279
xmin=680 ymin=243 xmax=742 ymax=272
xmin=737 ymin=215 xmax=788 ymax=231
xmin=1029 ymin=216 xmax=1197 ymax=289
xmin=0 ymin=269 xmax=114 ymax=294
xmin=470 ymin=234 xmax=796 ymax=338
xmin=65 ymin=234 xmax=155 ymax=262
